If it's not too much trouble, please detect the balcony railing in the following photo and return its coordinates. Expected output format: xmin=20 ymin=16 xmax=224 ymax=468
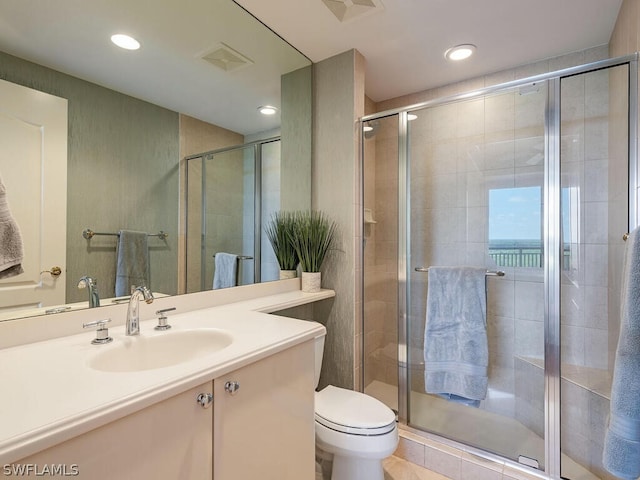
xmin=488 ymin=242 xmax=572 ymax=269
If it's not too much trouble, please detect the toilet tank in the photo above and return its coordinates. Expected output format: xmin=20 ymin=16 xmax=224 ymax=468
xmin=314 ymin=333 xmax=325 ymax=390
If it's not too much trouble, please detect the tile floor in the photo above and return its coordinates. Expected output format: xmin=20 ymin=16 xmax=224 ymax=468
xmin=316 ymin=455 xmax=449 ymax=480
xmin=383 ymin=455 xmax=451 ymax=480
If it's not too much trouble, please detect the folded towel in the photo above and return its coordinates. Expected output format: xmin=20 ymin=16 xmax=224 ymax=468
xmin=0 ymin=176 xmax=24 ymax=279
xmin=423 ymin=266 xmax=488 ymax=406
xmin=115 ymin=230 xmax=149 ymax=296
xmin=603 ymin=227 xmax=640 ymax=479
xmin=213 ymin=253 xmax=237 ymax=289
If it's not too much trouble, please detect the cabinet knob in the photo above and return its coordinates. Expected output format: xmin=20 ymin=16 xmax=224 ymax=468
xmin=224 ymin=381 xmax=240 ymax=395
xmin=196 ymin=392 xmax=213 ymax=408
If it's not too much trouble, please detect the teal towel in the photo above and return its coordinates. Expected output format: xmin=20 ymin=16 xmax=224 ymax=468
xmin=603 ymin=227 xmax=640 ymax=479
xmin=115 ymin=230 xmax=149 ymax=296
xmin=424 ymin=266 xmax=488 ymax=406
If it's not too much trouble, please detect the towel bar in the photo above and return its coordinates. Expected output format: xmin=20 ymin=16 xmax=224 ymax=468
xmin=415 ymin=267 xmax=505 ymax=277
xmin=212 ymin=254 xmax=253 ymax=287
xmin=212 ymin=254 xmax=254 ymax=260
xmin=83 ymin=228 xmax=168 ymax=240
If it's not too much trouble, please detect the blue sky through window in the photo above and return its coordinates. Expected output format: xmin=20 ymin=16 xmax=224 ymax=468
xmin=488 ymin=186 xmax=542 ymax=241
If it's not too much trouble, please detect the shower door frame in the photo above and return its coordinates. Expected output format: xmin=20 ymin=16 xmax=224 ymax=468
xmin=184 ymin=136 xmax=281 ymax=289
xmin=361 ymin=53 xmax=638 ymax=479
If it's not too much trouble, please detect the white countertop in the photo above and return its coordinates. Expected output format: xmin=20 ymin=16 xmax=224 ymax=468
xmin=0 ymin=287 xmax=332 ymax=464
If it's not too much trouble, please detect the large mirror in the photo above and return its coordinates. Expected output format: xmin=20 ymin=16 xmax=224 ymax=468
xmin=0 ymin=0 xmax=312 ymax=322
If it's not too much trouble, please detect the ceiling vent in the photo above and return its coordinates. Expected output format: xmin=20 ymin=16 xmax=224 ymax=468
xmin=201 ymin=43 xmax=253 ymax=72
xmin=321 ymin=0 xmax=384 ymax=22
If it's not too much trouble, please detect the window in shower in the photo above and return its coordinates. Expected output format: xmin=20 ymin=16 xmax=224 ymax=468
xmin=487 ymin=184 xmax=581 ymax=270
xmin=488 ymin=186 xmax=542 ymax=268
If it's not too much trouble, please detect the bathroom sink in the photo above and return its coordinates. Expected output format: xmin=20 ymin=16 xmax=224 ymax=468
xmin=88 ymin=329 xmax=233 ymax=372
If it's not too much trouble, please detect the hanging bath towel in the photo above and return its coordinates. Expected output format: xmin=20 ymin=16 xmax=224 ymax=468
xmin=115 ymin=230 xmax=149 ymax=296
xmin=423 ymin=266 xmax=488 ymax=407
xmin=213 ymin=252 xmax=237 ymax=289
xmin=603 ymin=227 xmax=640 ymax=479
xmin=0 ymin=176 xmax=24 ymax=279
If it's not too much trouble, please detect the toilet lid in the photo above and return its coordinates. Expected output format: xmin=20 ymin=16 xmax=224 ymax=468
xmin=315 ymin=385 xmax=396 ymax=436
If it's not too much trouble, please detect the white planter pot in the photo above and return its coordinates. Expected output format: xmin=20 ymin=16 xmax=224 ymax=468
xmin=301 ymin=271 xmax=321 ymax=293
xmin=279 ymin=269 xmax=297 ymax=280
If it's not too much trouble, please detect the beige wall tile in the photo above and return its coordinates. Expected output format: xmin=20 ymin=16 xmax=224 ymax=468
xmin=395 ymin=437 xmax=426 ymax=466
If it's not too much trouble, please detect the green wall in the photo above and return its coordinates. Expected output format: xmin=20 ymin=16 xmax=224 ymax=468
xmin=0 ymin=51 xmax=180 ymax=301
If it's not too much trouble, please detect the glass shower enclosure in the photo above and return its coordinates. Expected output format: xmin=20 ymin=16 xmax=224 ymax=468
xmin=185 ymin=138 xmax=282 ymax=292
xmin=362 ymin=55 xmax=637 ymax=479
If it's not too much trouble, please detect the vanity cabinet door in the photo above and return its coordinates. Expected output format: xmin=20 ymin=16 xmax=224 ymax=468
xmin=17 ymin=382 xmax=213 ymax=480
xmin=213 ymin=340 xmax=315 ymax=480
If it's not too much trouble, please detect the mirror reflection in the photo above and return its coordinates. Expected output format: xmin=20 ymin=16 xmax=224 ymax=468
xmin=0 ymin=0 xmax=312 ymax=322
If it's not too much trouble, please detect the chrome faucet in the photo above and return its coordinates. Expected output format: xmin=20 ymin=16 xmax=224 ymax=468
xmin=126 ymin=285 xmax=154 ymax=336
xmin=77 ymin=276 xmax=100 ymax=308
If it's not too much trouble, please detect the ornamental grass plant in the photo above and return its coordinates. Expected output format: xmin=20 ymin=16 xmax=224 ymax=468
xmin=264 ymin=211 xmax=299 ymax=271
xmin=288 ymin=210 xmax=337 ymax=273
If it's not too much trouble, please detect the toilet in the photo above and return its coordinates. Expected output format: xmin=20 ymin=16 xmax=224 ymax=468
xmin=314 ymin=334 xmax=398 ymax=480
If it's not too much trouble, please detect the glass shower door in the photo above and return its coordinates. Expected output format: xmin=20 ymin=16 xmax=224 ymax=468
xmin=362 ymin=114 xmax=401 ymax=410
xmin=559 ymin=64 xmax=629 ymax=480
xmin=185 ymin=145 xmax=256 ymax=292
xmin=406 ymin=84 xmax=548 ymax=468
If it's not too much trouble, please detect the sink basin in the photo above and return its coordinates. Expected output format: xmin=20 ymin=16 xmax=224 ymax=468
xmin=88 ymin=329 xmax=233 ymax=372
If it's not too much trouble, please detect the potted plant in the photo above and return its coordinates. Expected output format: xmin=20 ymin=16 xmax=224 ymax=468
xmin=288 ymin=210 xmax=337 ymax=292
xmin=265 ymin=211 xmax=299 ymax=279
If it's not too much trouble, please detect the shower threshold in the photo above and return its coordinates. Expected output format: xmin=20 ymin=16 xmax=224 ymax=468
xmin=365 ymin=380 xmax=600 ymax=480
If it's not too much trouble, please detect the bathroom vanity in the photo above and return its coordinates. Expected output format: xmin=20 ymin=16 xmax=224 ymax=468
xmin=0 ymin=280 xmax=331 ymax=479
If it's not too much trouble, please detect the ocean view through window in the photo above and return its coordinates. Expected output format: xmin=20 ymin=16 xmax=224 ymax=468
xmin=488 ymin=186 xmax=543 ymax=268
xmin=489 ymin=186 xmax=576 ymax=269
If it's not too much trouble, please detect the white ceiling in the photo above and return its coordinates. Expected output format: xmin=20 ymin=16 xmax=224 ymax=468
xmin=0 ymin=0 xmax=624 ymax=134
xmin=0 ymin=0 xmax=310 ymax=135
xmin=238 ymin=0 xmax=623 ymax=102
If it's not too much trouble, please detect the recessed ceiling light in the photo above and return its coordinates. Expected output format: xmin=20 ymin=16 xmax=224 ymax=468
xmin=444 ymin=44 xmax=476 ymax=61
xmin=407 ymin=113 xmax=418 ymax=121
xmin=111 ymin=34 xmax=141 ymax=51
xmin=363 ymin=125 xmax=373 ymax=132
xmin=258 ymin=105 xmax=278 ymax=115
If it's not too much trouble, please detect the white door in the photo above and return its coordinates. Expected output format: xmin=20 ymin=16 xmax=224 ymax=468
xmin=0 ymin=79 xmax=67 ymax=318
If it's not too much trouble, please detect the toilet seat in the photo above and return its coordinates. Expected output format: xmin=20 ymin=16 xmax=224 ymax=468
xmin=315 ymin=385 xmax=396 ymax=436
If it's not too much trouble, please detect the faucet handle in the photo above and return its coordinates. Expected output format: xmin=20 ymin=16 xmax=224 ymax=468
xmin=154 ymin=307 xmax=176 ymax=331
xmin=83 ymin=318 xmax=113 ymax=345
